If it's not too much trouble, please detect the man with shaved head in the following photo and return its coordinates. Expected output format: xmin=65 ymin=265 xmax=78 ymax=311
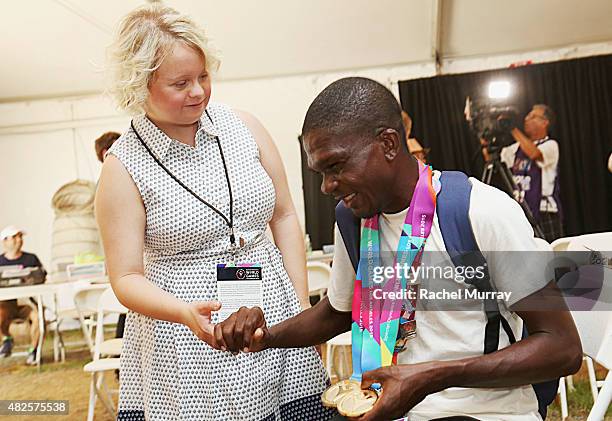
xmin=212 ymin=77 xmax=581 ymax=420
xmin=301 ymin=77 xmax=412 ymax=219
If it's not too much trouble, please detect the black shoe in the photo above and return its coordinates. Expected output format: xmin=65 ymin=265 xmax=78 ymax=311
xmin=0 ymin=338 xmax=13 ymax=358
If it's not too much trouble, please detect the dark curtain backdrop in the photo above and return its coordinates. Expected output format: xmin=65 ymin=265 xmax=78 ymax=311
xmin=299 ymin=136 xmax=337 ymax=250
xmin=301 ymin=55 xmax=612 ymax=243
xmin=399 ymin=54 xmax=612 ymax=236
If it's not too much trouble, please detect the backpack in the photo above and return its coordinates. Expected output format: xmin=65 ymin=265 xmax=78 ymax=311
xmin=335 ymin=170 xmax=559 ymax=419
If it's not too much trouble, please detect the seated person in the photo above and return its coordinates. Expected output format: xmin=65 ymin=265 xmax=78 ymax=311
xmin=0 ymin=226 xmax=45 ymax=365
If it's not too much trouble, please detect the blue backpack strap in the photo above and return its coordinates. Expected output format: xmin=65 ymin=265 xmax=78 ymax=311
xmin=335 ymin=172 xmax=555 ymax=418
xmin=438 ymin=171 xmax=556 ymax=420
xmin=335 ymin=201 xmax=360 ymax=273
xmin=437 ymin=171 xmax=516 ymax=354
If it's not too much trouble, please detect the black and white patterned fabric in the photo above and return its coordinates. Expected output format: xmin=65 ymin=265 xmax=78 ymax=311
xmin=109 ymin=102 xmax=334 ymax=420
xmin=538 ymin=211 xmax=564 ymax=243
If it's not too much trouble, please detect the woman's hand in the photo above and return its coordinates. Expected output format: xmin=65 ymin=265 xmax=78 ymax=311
xmin=181 ymin=301 xmax=221 ymax=346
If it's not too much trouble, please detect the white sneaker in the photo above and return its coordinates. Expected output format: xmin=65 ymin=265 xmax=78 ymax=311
xmin=25 ymin=349 xmax=37 ymax=366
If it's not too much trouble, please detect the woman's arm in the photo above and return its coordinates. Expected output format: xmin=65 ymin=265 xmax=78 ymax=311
xmin=236 ymin=110 xmax=310 ymax=310
xmin=95 ymin=155 xmax=219 ymax=343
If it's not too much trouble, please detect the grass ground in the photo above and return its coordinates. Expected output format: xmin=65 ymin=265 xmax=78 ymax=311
xmin=0 ymin=326 xmax=610 ymax=420
xmin=0 ymin=326 xmax=116 ymax=421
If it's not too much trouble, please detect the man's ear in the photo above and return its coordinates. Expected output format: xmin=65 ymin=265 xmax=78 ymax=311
xmin=379 ymin=128 xmax=402 ymax=161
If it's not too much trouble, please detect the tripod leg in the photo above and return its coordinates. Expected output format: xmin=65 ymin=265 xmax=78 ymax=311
xmin=496 ymin=160 xmax=517 ymax=197
xmin=481 ymin=162 xmax=493 ymax=184
xmin=495 ymin=161 xmax=546 ymax=238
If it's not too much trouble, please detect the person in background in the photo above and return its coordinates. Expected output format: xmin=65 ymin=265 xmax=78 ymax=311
xmin=402 ymin=110 xmax=429 ymax=163
xmin=95 ymin=131 xmax=121 ymax=163
xmin=95 ymin=5 xmax=331 ymax=420
xmin=483 ymin=104 xmax=562 ymax=242
xmin=0 ymin=226 xmax=45 ymax=365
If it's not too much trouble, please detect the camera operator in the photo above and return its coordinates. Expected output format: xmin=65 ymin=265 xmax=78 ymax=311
xmin=482 ymin=104 xmax=562 ymax=242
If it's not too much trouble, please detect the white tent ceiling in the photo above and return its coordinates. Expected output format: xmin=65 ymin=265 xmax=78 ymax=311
xmin=2 ymin=0 xmax=612 ymax=102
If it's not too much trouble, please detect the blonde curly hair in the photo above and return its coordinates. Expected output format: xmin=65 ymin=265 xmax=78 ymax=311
xmin=107 ymin=4 xmax=220 ymax=115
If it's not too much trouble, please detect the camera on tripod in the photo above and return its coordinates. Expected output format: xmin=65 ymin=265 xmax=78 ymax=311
xmin=465 ymin=96 xmax=519 ymax=149
xmin=464 ymin=83 xmax=545 ymax=238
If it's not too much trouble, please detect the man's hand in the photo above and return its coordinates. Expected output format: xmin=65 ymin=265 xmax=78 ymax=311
xmin=480 ymin=138 xmax=491 ymax=162
xmin=510 ymin=127 xmax=544 ymax=161
xmin=213 ymin=306 xmax=272 ymax=353
xmin=181 ymin=301 xmax=221 ymax=346
xmin=348 ymin=362 xmax=441 ymax=421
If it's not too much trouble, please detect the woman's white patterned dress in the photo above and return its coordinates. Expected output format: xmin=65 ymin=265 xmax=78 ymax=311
xmin=109 ymin=102 xmax=335 ymax=420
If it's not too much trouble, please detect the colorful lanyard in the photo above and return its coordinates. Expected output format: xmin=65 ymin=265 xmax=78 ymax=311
xmin=350 ymin=161 xmax=437 ymax=382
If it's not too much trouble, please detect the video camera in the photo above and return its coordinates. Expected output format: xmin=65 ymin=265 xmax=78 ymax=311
xmin=465 ymin=97 xmax=519 ymax=149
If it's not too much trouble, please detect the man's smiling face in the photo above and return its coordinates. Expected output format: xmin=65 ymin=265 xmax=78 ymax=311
xmin=303 ymin=129 xmax=391 ymax=218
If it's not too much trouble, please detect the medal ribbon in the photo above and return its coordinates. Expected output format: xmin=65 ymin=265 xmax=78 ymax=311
xmin=381 ymin=162 xmax=438 ymax=365
xmin=349 ymin=161 xmax=437 ymax=382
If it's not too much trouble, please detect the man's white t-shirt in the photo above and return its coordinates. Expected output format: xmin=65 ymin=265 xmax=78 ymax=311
xmin=501 ymin=138 xmax=560 ymax=213
xmin=328 ymin=174 xmax=548 ymax=421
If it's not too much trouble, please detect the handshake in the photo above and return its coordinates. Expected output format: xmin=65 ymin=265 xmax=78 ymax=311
xmin=182 ymin=301 xmax=272 ymax=353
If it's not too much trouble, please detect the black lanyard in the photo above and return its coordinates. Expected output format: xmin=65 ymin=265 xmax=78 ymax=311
xmin=130 ymin=110 xmax=236 ymax=248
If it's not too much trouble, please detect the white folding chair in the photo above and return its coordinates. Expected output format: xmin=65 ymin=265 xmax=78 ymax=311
xmin=73 ymin=283 xmax=110 ymax=354
xmin=551 ymin=236 xmax=576 ymax=252
xmin=550 ymin=235 xmax=578 ymax=394
xmin=587 ymin=337 xmax=612 ymax=421
xmin=533 ymin=237 xmax=552 ymax=251
xmin=571 ymin=310 xmax=612 ymax=421
xmin=326 ymin=331 xmax=351 ymax=381
xmin=307 ymin=262 xmax=331 ymax=301
xmin=567 ymin=232 xmax=612 ymax=254
xmin=48 ymin=261 xmax=107 ymax=360
xmin=573 ymin=311 xmax=612 ymax=421
xmin=531 ymin=238 xmax=573 ymax=417
xmin=559 ymin=233 xmax=612 ymax=400
xmin=83 ymin=287 xmax=127 ymax=421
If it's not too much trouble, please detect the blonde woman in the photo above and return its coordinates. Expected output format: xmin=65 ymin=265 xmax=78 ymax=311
xmin=96 ymin=5 xmax=332 ymax=420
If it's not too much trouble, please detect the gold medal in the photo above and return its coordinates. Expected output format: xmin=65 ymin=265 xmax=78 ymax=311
xmin=321 ymin=379 xmax=361 ymax=408
xmin=336 ymin=388 xmax=379 ymax=417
